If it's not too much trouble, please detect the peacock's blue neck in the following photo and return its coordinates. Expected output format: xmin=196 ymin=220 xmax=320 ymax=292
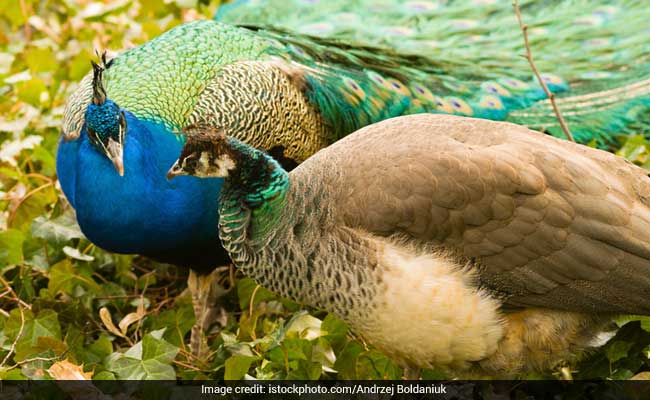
xmin=56 ymin=111 xmax=226 ymax=270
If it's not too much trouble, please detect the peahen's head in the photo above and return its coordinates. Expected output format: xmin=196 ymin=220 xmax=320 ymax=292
xmin=167 ymin=122 xmax=288 ymax=206
xmin=166 ymin=122 xmax=241 ymax=179
xmin=84 ymin=57 xmax=126 ymax=176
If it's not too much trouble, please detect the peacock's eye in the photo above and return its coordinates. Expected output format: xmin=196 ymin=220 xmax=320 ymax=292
xmin=118 ymin=111 xmax=127 ymax=136
xmin=87 ymin=127 xmax=98 ymax=142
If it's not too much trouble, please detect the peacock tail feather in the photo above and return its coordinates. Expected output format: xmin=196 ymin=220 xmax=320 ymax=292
xmin=216 ymin=0 xmax=650 ymax=144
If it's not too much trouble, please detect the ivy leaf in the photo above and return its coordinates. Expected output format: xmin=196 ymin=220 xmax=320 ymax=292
xmin=334 ymin=341 xmax=364 ymax=379
xmin=322 ymin=314 xmax=348 ymax=345
xmin=4 ymin=308 xmax=62 ymax=362
xmin=105 ymin=330 xmax=179 ymax=380
xmin=606 ymin=340 xmax=634 ymax=363
xmin=48 ymin=259 xmax=102 ymax=295
xmin=142 ymin=329 xmax=179 ymax=364
xmin=237 ymin=278 xmax=276 ymax=310
xmin=356 ymin=350 xmax=402 ymax=380
xmin=63 ymin=246 xmax=94 ymax=262
xmin=32 ymin=212 xmax=84 ymax=244
xmin=0 ymin=229 xmax=25 ymax=265
xmin=287 ymin=360 xmax=322 ymax=380
xmin=224 ymin=355 xmax=257 ymax=380
xmin=151 ymin=302 xmax=195 ymax=347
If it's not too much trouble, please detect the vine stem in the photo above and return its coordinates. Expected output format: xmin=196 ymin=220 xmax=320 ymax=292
xmin=513 ymin=0 xmax=575 ymax=142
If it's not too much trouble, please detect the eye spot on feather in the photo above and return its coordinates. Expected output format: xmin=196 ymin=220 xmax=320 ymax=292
xmin=479 ymin=95 xmax=504 ymax=109
xmin=447 ymin=97 xmax=473 ymax=115
xmin=411 ymin=83 xmax=435 ymax=101
xmin=265 ymin=38 xmax=284 ymax=48
xmin=342 ymin=77 xmax=366 ymax=100
xmin=386 ymin=78 xmax=412 ymax=96
xmin=481 ymin=82 xmax=511 ymax=97
xmin=499 ymin=78 xmax=529 ymax=91
xmin=540 ymin=73 xmax=565 ymax=86
xmin=432 ymin=97 xmax=454 ymax=113
xmin=368 ymin=71 xmax=386 ymax=85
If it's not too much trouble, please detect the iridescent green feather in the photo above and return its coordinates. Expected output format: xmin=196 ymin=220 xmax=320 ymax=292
xmin=217 ymin=0 xmax=650 ymax=144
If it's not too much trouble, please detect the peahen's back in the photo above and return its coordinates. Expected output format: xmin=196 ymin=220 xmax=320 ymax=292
xmin=216 ymin=0 xmax=650 ymax=143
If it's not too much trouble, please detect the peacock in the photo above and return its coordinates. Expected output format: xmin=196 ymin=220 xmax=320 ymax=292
xmin=167 ymin=114 xmax=650 ymax=377
xmin=57 ymin=0 xmax=650 ymax=355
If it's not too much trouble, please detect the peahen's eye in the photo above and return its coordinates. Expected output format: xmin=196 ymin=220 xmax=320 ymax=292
xmin=184 ymin=157 xmax=198 ymax=170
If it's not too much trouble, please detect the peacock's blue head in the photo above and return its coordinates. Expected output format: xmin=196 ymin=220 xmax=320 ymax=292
xmin=84 ymin=58 xmax=126 ymax=176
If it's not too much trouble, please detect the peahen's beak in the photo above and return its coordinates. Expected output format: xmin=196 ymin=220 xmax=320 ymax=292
xmin=166 ymin=161 xmax=185 ymax=180
xmin=106 ymin=137 xmax=124 ymax=176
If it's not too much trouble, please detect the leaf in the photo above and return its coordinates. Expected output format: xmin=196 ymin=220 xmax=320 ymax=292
xmin=99 ymin=307 xmax=126 ymax=339
xmin=287 ymin=360 xmax=322 ymax=380
xmin=0 ymin=229 xmax=25 ymax=265
xmin=356 ymin=350 xmax=401 ymax=380
xmin=4 ymin=308 xmax=62 ymax=362
xmin=322 ymin=314 xmax=348 ymax=344
xmin=8 ymin=185 xmax=58 ymax=232
xmin=283 ymin=338 xmax=312 ymax=362
xmin=286 ymin=313 xmax=324 ymax=341
xmin=49 ymin=259 xmax=102 ymax=295
xmin=48 ymin=359 xmax=93 ymax=380
xmin=151 ymin=302 xmax=195 ymax=347
xmin=109 ymin=357 xmax=176 ymax=380
xmin=63 ymin=246 xmax=95 ymax=261
xmin=32 ymin=212 xmax=84 ymax=244
xmin=105 ymin=331 xmax=179 ymax=380
xmin=118 ymin=311 xmax=145 ymax=336
xmin=617 ymin=134 xmax=648 ymax=162
xmin=224 ymin=355 xmax=257 ymax=380
xmin=142 ymin=329 xmax=179 ymax=364
xmin=606 ymin=340 xmax=634 ymax=363
xmin=82 ymin=334 xmax=114 ymax=366
xmin=237 ymin=277 xmax=276 ymax=310
xmin=0 ymin=135 xmax=43 ymax=166
xmin=334 ymin=341 xmax=364 ymax=379
xmin=312 ymin=337 xmax=337 ymax=372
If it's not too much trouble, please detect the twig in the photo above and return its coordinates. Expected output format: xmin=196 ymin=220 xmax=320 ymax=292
xmin=513 ymin=0 xmax=575 ymax=142
xmin=0 ymin=302 xmax=25 ymax=369
xmin=4 ymin=355 xmax=63 ymax=371
xmin=0 ymin=275 xmax=32 ymax=310
xmin=6 ymin=182 xmax=54 ymax=227
xmin=249 ymin=285 xmax=261 ymax=318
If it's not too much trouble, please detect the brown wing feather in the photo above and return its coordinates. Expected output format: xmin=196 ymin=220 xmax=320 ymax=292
xmin=297 ymin=114 xmax=650 ymax=314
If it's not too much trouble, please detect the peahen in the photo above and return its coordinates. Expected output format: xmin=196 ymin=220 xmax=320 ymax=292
xmin=167 ymin=114 xmax=650 ymax=377
xmin=57 ymin=1 xmax=650 ymax=354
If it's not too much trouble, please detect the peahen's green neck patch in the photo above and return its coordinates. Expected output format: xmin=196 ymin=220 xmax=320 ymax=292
xmin=223 ymin=138 xmax=290 ymax=209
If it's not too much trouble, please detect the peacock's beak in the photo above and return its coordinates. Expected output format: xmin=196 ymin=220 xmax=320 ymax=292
xmin=166 ymin=161 xmax=185 ymax=180
xmin=106 ymin=137 xmax=124 ymax=176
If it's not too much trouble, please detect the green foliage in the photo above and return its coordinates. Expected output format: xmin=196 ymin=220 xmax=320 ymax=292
xmin=0 ymin=0 xmax=649 ymax=382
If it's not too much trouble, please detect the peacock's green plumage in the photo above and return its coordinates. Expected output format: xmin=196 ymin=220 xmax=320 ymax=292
xmin=216 ymin=0 xmax=650 ymax=143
